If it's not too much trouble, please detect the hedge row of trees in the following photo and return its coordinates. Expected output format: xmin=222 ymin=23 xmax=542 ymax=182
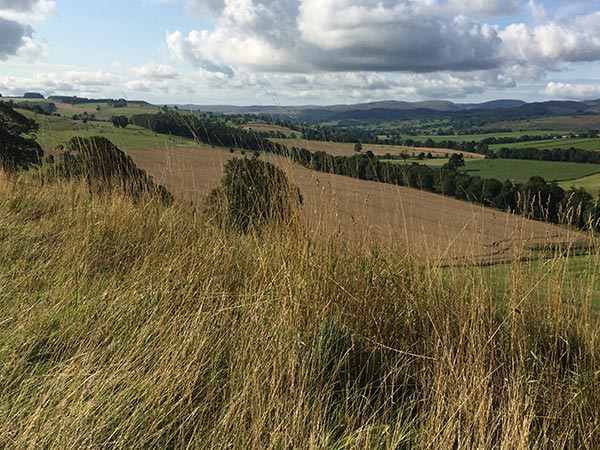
xmin=130 ymin=112 xmax=285 ymax=154
xmin=287 ymin=149 xmax=600 ymax=229
xmin=492 ymin=146 xmax=600 ymax=164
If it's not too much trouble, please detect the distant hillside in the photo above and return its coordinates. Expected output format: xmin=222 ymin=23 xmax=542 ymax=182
xmin=175 ymin=99 xmax=599 ymax=123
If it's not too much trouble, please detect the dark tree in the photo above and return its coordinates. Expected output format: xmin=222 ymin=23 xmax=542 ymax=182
xmin=445 ymin=153 xmax=465 ymax=170
xmin=0 ymin=102 xmax=43 ymax=171
xmin=205 ymin=157 xmax=302 ymax=233
xmin=111 ymin=115 xmax=129 ymax=128
xmin=354 ymin=142 xmax=362 ymax=152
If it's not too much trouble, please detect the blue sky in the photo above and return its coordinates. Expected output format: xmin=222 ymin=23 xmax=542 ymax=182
xmin=1 ymin=0 xmax=600 ymax=105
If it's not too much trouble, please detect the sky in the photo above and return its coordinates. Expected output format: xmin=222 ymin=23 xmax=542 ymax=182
xmin=1 ymin=0 xmax=600 ymax=105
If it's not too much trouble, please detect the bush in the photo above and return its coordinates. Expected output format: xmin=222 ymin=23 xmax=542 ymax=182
xmin=0 ymin=103 xmax=43 ymax=171
xmin=52 ymin=136 xmax=173 ymax=205
xmin=205 ymin=157 xmax=302 ymax=233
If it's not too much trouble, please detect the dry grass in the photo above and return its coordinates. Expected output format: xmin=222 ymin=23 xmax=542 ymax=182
xmin=1 ymin=171 xmax=600 ymax=449
xmin=241 ymin=123 xmax=298 ymax=135
xmin=276 ymin=139 xmax=485 ymax=159
xmin=127 ymin=146 xmax=583 ymax=264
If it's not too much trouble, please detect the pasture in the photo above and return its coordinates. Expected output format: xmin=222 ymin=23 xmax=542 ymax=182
xmin=241 ymin=123 xmax=299 ymax=136
xmin=559 ymin=172 xmax=600 ymax=196
xmin=382 ymin=157 xmax=600 ymax=184
xmin=489 ymin=137 xmax=600 ymax=151
xmin=20 ymin=110 xmax=202 ymax=150
xmin=460 ymin=158 xmax=600 ymax=183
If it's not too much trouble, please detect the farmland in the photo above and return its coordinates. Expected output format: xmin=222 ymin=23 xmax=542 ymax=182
xmin=3 ymin=98 xmax=600 ymax=449
xmin=489 ymin=137 xmax=600 ymax=151
xmin=459 ymin=158 xmax=600 ymax=183
xmin=559 ymin=172 xmax=600 ymax=195
xmin=124 ymin=145 xmax=582 ymax=264
xmin=19 ymin=109 xmax=202 ymax=150
xmin=273 ymin=138 xmax=484 ymax=159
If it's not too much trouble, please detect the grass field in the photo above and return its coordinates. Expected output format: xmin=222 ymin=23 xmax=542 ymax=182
xmin=485 ymin=115 xmax=600 ymax=132
xmin=274 ymin=138 xmax=484 ymax=159
xmin=407 ymin=131 xmax=568 ymax=143
xmin=2 ymin=97 xmax=161 ymax=120
xmin=382 ymin=157 xmax=600 ymax=184
xmin=460 ymin=158 xmax=600 ymax=183
xmin=559 ymin=172 xmax=600 ymax=195
xmin=20 ymin=110 xmax=202 ymax=151
xmin=489 ymin=137 xmax=600 ymax=151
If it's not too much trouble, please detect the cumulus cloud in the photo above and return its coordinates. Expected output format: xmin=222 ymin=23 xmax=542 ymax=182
xmin=544 ymin=81 xmax=600 ymax=100
xmin=133 ymin=63 xmax=179 ymax=80
xmin=167 ymin=0 xmax=600 ymax=95
xmin=0 ymin=18 xmax=32 ymax=59
xmin=0 ymin=0 xmax=55 ymax=59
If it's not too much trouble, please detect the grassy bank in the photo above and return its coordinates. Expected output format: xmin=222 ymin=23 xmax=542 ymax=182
xmin=1 ymin=173 xmax=599 ymax=448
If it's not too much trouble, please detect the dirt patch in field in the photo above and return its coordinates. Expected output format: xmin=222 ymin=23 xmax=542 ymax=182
xmin=128 ymin=146 xmax=583 ymax=264
xmin=277 ymin=139 xmax=484 ymax=159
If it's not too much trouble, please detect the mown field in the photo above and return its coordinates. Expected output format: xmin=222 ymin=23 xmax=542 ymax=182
xmin=273 ymin=138 xmax=484 ymax=159
xmin=21 ymin=114 xmax=586 ymax=263
xmin=407 ymin=131 xmax=569 ymax=143
xmin=241 ymin=122 xmax=299 ymax=136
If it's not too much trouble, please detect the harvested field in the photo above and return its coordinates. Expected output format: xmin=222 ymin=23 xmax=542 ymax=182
xmin=274 ymin=138 xmax=484 ymax=159
xmin=128 ymin=146 xmax=583 ymax=264
xmin=242 ymin=123 xmax=298 ymax=135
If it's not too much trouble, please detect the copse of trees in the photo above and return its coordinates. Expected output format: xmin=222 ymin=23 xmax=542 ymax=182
xmin=0 ymin=102 xmax=43 ymax=171
xmin=111 ymin=115 xmax=129 ymax=128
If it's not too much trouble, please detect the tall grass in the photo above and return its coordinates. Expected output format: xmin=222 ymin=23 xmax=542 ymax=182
xmin=1 ymin=171 xmax=599 ymax=449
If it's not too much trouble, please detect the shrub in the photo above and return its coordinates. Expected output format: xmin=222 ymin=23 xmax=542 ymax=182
xmin=205 ymin=157 xmax=302 ymax=233
xmin=0 ymin=102 xmax=43 ymax=171
xmin=53 ymin=136 xmax=173 ymax=205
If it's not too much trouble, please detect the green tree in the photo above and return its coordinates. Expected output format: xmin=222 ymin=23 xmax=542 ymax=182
xmin=111 ymin=115 xmax=129 ymax=128
xmin=0 ymin=102 xmax=43 ymax=171
xmin=205 ymin=157 xmax=302 ymax=233
xmin=445 ymin=153 xmax=465 ymax=170
xmin=354 ymin=142 xmax=362 ymax=152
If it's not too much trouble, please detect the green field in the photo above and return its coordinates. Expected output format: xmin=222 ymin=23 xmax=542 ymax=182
xmin=459 ymin=158 xmax=600 ymax=183
xmin=559 ymin=172 xmax=600 ymax=195
xmin=20 ymin=110 xmax=201 ymax=150
xmin=490 ymin=137 xmax=600 ymax=151
xmin=407 ymin=131 xmax=568 ymax=143
xmin=1 ymin=97 xmax=162 ymax=120
xmin=385 ymin=157 xmax=600 ymax=184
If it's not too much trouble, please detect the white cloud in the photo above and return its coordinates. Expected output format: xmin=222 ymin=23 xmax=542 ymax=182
xmin=133 ymin=63 xmax=179 ymax=80
xmin=166 ymin=0 xmax=600 ymax=92
xmin=543 ymin=81 xmax=600 ymax=100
